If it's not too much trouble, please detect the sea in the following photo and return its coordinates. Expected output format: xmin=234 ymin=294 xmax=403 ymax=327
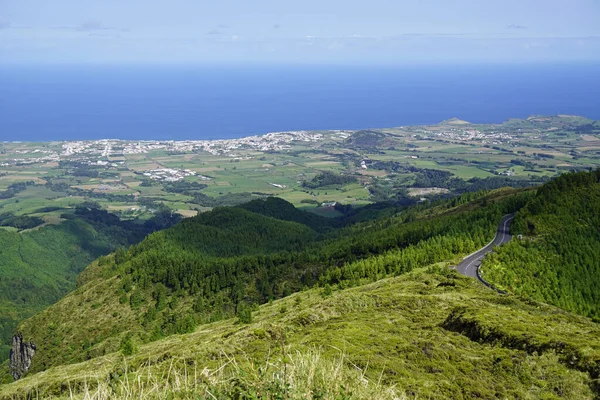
xmin=0 ymin=63 xmax=599 ymax=142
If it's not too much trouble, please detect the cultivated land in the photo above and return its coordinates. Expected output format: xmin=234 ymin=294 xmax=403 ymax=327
xmin=1 ymin=115 xmax=599 ymax=223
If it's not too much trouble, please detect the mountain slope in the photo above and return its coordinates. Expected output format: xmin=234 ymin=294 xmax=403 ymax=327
xmin=136 ymin=206 xmax=319 ymax=257
xmin=1 ymin=266 xmax=598 ymax=399
xmin=480 ymin=169 xmax=600 ymax=319
xmin=238 ymin=197 xmax=342 ymax=231
xmin=4 ymin=190 xmax=531 ymax=379
xmin=0 ymin=206 xmax=181 ymax=363
xmin=1 ymin=174 xmax=600 ymax=397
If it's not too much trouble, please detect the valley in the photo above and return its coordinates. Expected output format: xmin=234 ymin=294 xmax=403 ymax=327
xmin=0 ymin=117 xmax=599 ymax=399
xmin=3 ymin=1 xmax=599 ymax=397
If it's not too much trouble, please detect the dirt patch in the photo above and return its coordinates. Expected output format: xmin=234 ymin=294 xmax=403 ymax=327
xmin=177 ymin=209 xmax=198 ymax=218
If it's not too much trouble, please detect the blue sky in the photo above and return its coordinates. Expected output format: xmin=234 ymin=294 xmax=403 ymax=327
xmin=1 ymin=0 xmax=600 ymax=64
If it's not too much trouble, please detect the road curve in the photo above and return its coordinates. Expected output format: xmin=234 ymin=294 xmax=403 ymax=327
xmin=456 ymin=214 xmax=514 ymax=281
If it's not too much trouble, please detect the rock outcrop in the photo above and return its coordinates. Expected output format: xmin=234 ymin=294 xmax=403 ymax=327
xmin=9 ymin=333 xmax=36 ymax=380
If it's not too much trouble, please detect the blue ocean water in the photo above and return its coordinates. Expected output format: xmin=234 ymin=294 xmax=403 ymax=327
xmin=0 ymin=63 xmax=599 ymax=142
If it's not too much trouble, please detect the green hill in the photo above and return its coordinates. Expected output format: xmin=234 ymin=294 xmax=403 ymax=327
xmin=2 ymin=173 xmax=600 ymax=398
xmin=2 ymin=190 xmax=529 ymax=378
xmin=137 ymin=206 xmax=319 ymax=257
xmin=0 ymin=206 xmax=181 ymax=364
xmin=238 ymin=197 xmax=342 ymax=231
xmin=480 ymin=169 xmax=600 ymax=319
xmin=1 ymin=266 xmax=599 ymax=399
xmin=441 ymin=117 xmax=471 ymax=125
xmin=502 ymin=115 xmax=595 ymax=128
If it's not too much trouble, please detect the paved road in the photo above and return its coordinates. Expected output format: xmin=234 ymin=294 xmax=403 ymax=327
xmin=456 ymin=214 xmax=514 ymax=280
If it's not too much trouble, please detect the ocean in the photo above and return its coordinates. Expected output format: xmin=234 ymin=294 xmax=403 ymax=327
xmin=0 ymin=63 xmax=599 ymax=142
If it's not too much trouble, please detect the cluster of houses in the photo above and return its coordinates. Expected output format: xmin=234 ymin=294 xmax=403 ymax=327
xmin=142 ymin=168 xmax=200 ymax=182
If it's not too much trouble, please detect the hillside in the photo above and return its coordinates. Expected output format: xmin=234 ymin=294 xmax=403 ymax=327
xmin=239 ymin=197 xmax=342 ymax=232
xmin=2 ymin=189 xmax=530 ymax=379
xmin=0 ymin=206 xmax=180 ymax=364
xmin=480 ymin=169 xmax=600 ymax=319
xmin=2 ymin=172 xmax=600 ymax=398
xmin=1 ymin=266 xmax=599 ymax=399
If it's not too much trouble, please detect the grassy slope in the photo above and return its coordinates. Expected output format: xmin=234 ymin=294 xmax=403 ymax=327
xmin=1 ymin=266 xmax=599 ymax=399
xmin=0 ymin=207 xmax=181 ymax=364
xmin=0 ymin=220 xmax=121 ymax=360
xmin=3 ymin=180 xmax=598 ymax=398
xmin=6 ymin=189 xmax=527 ymax=377
xmin=3 ymin=206 xmax=332 ymax=375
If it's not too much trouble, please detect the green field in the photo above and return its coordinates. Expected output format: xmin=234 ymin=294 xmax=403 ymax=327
xmin=1 ymin=115 xmax=599 ymax=221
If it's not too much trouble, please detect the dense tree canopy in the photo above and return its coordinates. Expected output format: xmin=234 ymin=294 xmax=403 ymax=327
xmin=0 ymin=206 xmax=181 ymax=361
xmin=302 ymin=171 xmax=357 ymax=189
xmin=10 ymin=186 xmax=536 ymax=374
xmin=87 ymin=191 xmax=532 ymax=344
xmin=481 ymin=169 xmax=600 ymax=320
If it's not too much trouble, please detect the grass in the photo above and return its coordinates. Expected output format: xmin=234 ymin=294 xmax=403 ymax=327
xmin=18 ymin=348 xmax=400 ymax=400
xmin=2 ymin=265 xmax=598 ymax=399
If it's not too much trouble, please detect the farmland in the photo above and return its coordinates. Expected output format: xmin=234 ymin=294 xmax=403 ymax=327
xmin=1 ymin=115 xmax=599 ymax=225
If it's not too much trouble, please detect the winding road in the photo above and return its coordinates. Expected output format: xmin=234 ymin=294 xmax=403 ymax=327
xmin=456 ymin=214 xmax=514 ymax=284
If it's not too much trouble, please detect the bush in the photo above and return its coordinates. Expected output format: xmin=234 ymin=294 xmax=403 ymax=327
xmin=129 ymin=288 xmax=145 ymax=309
xmin=300 ymin=199 xmax=319 ymax=204
xmin=237 ymin=304 xmax=253 ymax=324
xmin=119 ymin=334 xmax=137 ymax=356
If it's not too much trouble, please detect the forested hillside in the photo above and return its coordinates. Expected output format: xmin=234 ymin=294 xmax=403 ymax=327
xmin=480 ymin=169 xmax=600 ymax=319
xmin=2 ymin=266 xmax=600 ymax=399
xmin=5 ymin=189 xmax=531 ymax=378
xmin=3 ymin=172 xmax=600 ymax=398
xmin=238 ymin=197 xmax=342 ymax=231
xmin=0 ymin=206 xmax=180 ymax=364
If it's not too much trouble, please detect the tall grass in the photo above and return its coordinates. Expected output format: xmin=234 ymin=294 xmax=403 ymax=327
xmin=43 ymin=348 xmax=401 ymax=400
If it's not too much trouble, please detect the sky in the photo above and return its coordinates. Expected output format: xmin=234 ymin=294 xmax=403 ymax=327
xmin=1 ymin=0 xmax=600 ymax=65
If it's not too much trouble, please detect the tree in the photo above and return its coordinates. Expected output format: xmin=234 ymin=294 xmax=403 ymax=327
xmin=237 ymin=304 xmax=253 ymax=324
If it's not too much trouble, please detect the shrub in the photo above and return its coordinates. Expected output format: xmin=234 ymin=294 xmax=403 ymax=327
xmin=237 ymin=304 xmax=253 ymax=324
xmin=119 ymin=334 xmax=137 ymax=356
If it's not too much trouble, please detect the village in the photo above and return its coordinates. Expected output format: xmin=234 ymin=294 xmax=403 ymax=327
xmin=1 ymin=123 xmax=531 ymax=168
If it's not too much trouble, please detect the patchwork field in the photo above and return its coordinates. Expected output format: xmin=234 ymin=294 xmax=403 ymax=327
xmin=1 ymin=115 xmax=599 ymax=222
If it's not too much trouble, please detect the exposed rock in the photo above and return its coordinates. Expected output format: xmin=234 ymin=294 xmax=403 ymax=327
xmin=9 ymin=333 xmax=36 ymax=380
